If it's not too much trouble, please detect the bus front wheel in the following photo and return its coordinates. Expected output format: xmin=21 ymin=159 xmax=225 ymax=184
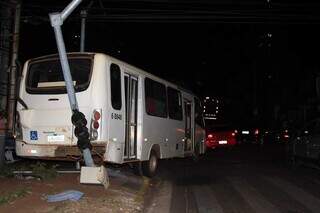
xmin=142 ymin=150 xmax=158 ymax=178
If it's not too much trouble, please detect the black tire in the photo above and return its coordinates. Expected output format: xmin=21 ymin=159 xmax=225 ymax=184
xmin=142 ymin=150 xmax=158 ymax=178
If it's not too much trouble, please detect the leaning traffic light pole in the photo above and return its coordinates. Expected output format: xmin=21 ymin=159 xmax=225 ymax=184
xmin=49 ymin=0 xmax=108 ymax=188
xmin=49 ymin=0 xmax=94 ymax=168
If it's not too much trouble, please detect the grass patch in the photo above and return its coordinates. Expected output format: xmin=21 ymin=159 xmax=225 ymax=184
xmin=0 ymin=188 xmax=31 ymax=205
xmin=30 ymin=162 xmax=58 ymax=180
xmin=0 ymin=164 xmax=15 ymax=178
xmin=0 ymin=161 xmax=58 ymax=180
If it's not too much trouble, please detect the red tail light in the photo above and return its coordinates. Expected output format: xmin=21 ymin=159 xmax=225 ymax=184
xmin=91 ymin=109 xmax=102 ymax=140
xmin=254 ymin=129 xmax=259 ymax=135
xmin=208 ymin=134 xmax=213 ymax=138
xmin=92 ymin=110 xmax=101 ymax=129
xmin=94 ymin=111 xmax=101 ymax=121
xmin=93 ymin=121 xmax=99 ymax=129
xmin=232 ymin=132 xmax=236 ymax=137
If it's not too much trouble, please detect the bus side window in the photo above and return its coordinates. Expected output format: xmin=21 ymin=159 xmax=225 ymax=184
xmin=146 ymin=97 xmax=156 ymax=114
xmin=168 ymin=87 xmax=182 ymax=120
xmin=110 ymin=63 xmax=122 ymax=110
xmin=145 ymin=78 xmax=167 ymax=118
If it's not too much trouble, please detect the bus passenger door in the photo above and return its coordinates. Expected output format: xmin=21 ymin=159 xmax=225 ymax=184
xmin=184 ymin=100 xmax=193 ymax=154
xmin=124 ymin=74 xmax=138 ymax=160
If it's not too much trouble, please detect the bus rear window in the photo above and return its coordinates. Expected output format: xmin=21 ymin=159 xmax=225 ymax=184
xmin=26 ymin=58 xmax=92 ymax=94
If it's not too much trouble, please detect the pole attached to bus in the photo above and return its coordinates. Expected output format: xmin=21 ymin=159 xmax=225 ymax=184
xmin=49 ymin=0 xmax=94 ymax=167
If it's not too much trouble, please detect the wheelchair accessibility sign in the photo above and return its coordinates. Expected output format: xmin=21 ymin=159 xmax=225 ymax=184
xmin=30 ymin=131 xmax=38 ymax=140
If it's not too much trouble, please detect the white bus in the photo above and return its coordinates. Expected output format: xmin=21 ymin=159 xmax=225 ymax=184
xmin=15 ymin=52 xmax=206 ymax=177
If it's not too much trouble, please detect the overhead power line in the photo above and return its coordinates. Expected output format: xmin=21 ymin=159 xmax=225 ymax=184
xmin=18 ymin=1 xmax=320 ymax=24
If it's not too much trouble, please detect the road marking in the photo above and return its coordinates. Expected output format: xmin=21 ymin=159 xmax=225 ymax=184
xmin=264 ymin=176 xmax=320 ymax=213
xmin=146 ymin=180 xmax=172 ymax=213
xmin=192 ymin=185 xmax=224 ymax=213
xmin=228 ymin=177 xmax=281 ymax=213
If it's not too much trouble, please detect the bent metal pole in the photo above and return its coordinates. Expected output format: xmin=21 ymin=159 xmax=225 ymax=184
xmin=49 ymin=0 xmax=94 ymax=167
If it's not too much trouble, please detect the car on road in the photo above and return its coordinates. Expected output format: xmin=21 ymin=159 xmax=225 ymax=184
xmin=236 ymin=126 xmax=263 ymax=145
xmin=205 ymin=125 xmax=237 ymax=149
xmin=263 ymin=128 xmax=290 ymax=144
xmin=286 ymin=118 xmax=320 ymax=166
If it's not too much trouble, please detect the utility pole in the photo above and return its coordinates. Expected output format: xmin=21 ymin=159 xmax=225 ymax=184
xmin=0 ymin=0 xmax=16 ymax=168
xmin=80 ymin=10 xmax=87 ymax=52
xmin=6 ymin=0 xmax=21 ymax=136
xmin=0 ymin=1 xmax=14 ymax=111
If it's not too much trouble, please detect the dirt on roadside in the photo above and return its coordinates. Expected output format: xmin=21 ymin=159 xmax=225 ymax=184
xmin=0 ymin=167 xmax=149 ymax=213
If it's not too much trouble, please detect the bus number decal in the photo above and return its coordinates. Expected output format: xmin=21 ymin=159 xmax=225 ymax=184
xmin=111 ymin=113 xmax=122 ymax=120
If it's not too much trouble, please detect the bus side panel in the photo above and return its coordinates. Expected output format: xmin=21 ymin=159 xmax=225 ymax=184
xmin=141 ymin=114 xmax=169 ymax=160
xmin=89 ymin=54 xmax=109 ymax=144
xmin=104 ymin=61 xmax=126 ymax=164
xmin=167 ymin=119 xmax=185 ymax=158
xmin=139 ymin=79 xmax=186 ymax=161
xmin=139 ymin=78 xmax=165 ymax=161
xmin=141 ymin=113 xmax=185 ymax=160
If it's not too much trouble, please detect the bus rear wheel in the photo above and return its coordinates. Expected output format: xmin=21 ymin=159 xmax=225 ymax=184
xmin=142 ymin=150 xmax=158 ymax=178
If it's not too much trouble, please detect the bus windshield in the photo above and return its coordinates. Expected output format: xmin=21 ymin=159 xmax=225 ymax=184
xmin=26 ymin=57 xmax=92 ymax=94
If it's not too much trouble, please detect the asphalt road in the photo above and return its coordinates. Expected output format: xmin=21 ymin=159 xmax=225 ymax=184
xmin=144 ymin=144 xmax=320 ymax=213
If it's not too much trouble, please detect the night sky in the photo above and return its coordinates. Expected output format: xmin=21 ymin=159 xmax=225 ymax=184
xmin=17 ymin=0 xmax=320 ymax=126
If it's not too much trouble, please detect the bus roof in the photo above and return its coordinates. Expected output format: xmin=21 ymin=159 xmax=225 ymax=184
xmin=27 ymin=52 xmax=197 ymax=97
